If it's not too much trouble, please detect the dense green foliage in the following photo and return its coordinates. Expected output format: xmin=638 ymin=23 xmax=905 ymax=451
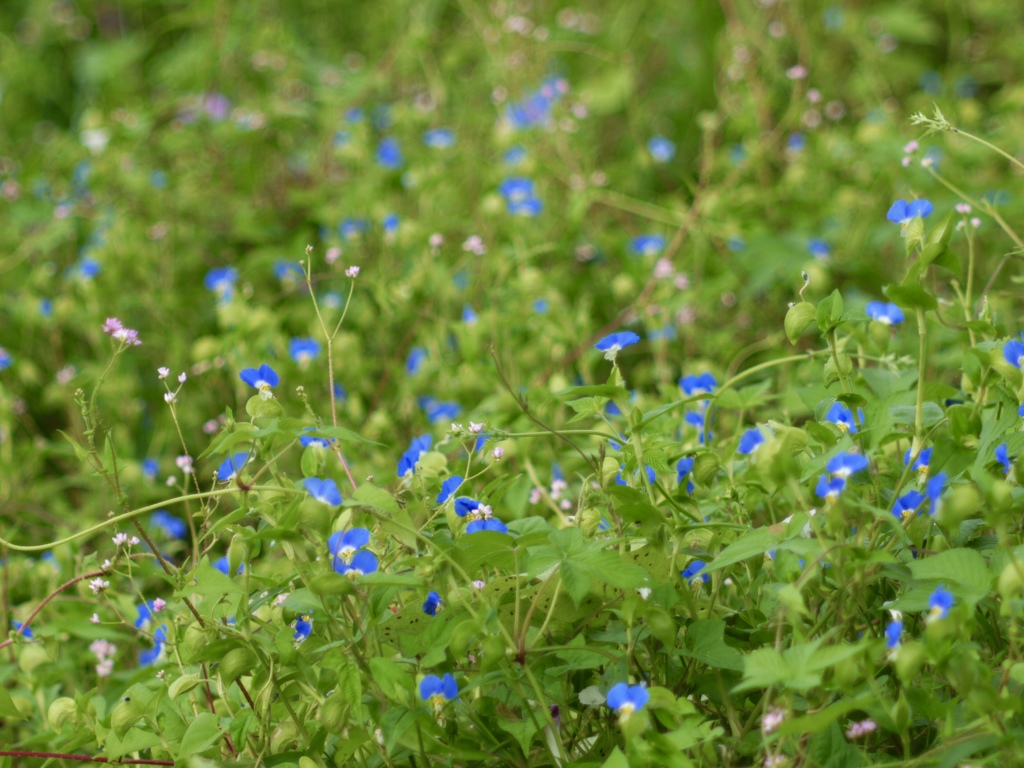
xmin=4 ymin=1 xmax=1024 ymax=766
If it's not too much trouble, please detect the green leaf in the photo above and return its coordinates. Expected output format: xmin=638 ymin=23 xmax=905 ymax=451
xmin=703 ymin=527 xmax=776 ymax=573
xmin=307 ymin=425 xmax=385 ymax=446
xmin=908 ymin=548 xmax=991 ymax=596
xmin=785 ymin=302 xmax=817 ymax=344
xmin=679 ymin=619 xmax=744 ymax=671
xmin=599 ymin=746 xmax=631 ymax=768
xmin=926 ymin=209 xmax=957 ymax=249
xmin=245 ymin=395 xmax=284 ymax=419
xmin=176 ymin=557 xmax=244 ymax=598
xmin=555 ymin=384 xmax=630 ymax=401
xmin=110 ymin=697 xmax=147 ymax=739
xmin=58 ymin=430 xmax=91 ymax=465
xmin=178 ymin=712 xmax=224 ymax=759
xmin=884 ymin=283 xmax=937 ymax=311
xmin=351 ymin=483 xmax=399 ymax=514
xmin=816 ymin=290 xmax=844 ymax=333
xmin=889 ymin=403 xmax=944 ymax=427
xmin=0 ymin=686 xmax=26 ymax=719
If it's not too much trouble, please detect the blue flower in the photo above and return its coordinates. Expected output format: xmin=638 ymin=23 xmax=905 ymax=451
xmin=826 ymin=452 xmax=869 ymax=479
xmin=866 ymin=301 xmax=905 ymax=326
xmin=466 ymin=518 xmax=508 ymax=534
xmin=681 ymin=560 xmax=708 ymax=584
xmin=11 ymin=620 xmax=32 ymax=639
xmin=421 ymin=398 xmax=461 ymax=424
xmin=423 ymin=590 xmax=444 ymax=616
xmin=1003 ymin=334 xmax=1024 ymax=368
xmin=885 ymin=620 xmax=902 ymax=649
xmin=928 ymin=585 xmax=953 ymax=618
xmin=616 ymin=465 xmax=656 ymax=487
xmin=787 ymin=132 xmax=806 ymax=152
xmin=904 ymin=447 xmax=931 ymax=473
xmin=504 ymin=76 xmax=566 ymax=129
xmin=606 ymin=683 xmax=648 ymax=716
xmin=996 ymin=443 xmax=1012 ymax=475
xmin=508 ymin=197 xmax=543 ymax=216
xmin=684 ymin=411 xmax=711 ymax=444
xmin=499 ymin=177 xmax=535 ymax=203
xmin=334 ymin=382 xmax=347 ymax=402
xmin=300 ymin=427 xmax=333 ymax=449
xmin=406 ymin=347 xmax=428 ymax=375
xmin=239 ymin=364 xmax=279 ymax=400
xmin=289 ymin=338 xmax=320 ymax=364
xmin=423 ymin=128 xmax=455 ymax=148
xmin=303 ymin=477 xmax=343 ymax=507
xmin=329 ymin=529 xmax=377 ymax=578
xmin=382 ymin=213 xmax=400 ymax=235
xmin=204 ymin=267 xmax=238 ymax=300
xmin=926 ymin=472 xmax=947 ymax=516
xmin=679 ymin=372 xmax=717 ymax=399
xmin=737 ymin=427 xmax=766 ymax=455
xmin=1020 ymin=403 xmax=1024 ymax=419
xmin=647 ymin=135 xmax=676 ymax=163
xmin=816 ymin=474 xmax=846 ymax=502
xmin=595 ymin=331 xmax=640 ymax=360
xmin=533 ymin=298 xmax=549 ymax=314
xmin=454 ymin=497 xmax=485 ymax=518
xmin=39 ymin=298 xmax=53 ymax=318
xmin=294 ymin=614 xmax=313 ymax=642
xmin=892 ymin=490 xmax=926 ymax=520
xmin=437 ymin=477 xmax=464 ymax=505
xmin=339 ymin=218 xmax=368 ymax=240
xmin=214 ymin=556 xmax=244 ymax=575
xmin=462 ymin=305 xmax=478 ymax=325
xmin=886 ymin=199 xmax=934 ymax=225
xmin=631 ymin=234 xmax=665 ymax=256
xmin=807 ymin=239 xmax=830 ymax=259
xmin=504 ymin=145 xmax=527 ymax=166
xmin=142 ymin=458 xmax=159 ymax=480
xmin=825 ymin=402 xmax=860 ymax=434
xmin=273 ymin=260 xmax=304 ymax=285
xmin=69 ymin=257 xmax=101 ymax=280
xmin=676 ymin=457 xmax=695 ymax=493
xmin=151 ymin=510 xmax=186 ymax=539
xmin=139 ymin=625 xmax=167 ymax=666
xmin=397 ymin=435 xmax=432 ymax=477
xmin=345 ymin=107 xmax=364 ymax=123
xmin=376 ymin=137 xmax=403 ymax=169
xmin=419 ymin=673 xmax=458 ymax=703
xmin=216 ymin=452 xmax=252 ymax=482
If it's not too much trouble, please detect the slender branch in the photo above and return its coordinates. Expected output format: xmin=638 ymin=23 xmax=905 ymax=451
xmin=0 ymin=751 xmax=173 ymax=766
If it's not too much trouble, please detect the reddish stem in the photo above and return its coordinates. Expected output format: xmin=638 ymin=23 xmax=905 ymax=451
xmin=0 ymin=751 xmax=173 ymax=765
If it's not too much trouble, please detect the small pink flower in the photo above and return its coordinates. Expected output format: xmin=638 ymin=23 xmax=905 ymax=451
xmin=346 ymin=266 xmax=360 ymax=278
xmin=955 ymin=203 xmax=972 ymax=214
xmin=785 ymin=64 xmax=808 ymax=80
xmin=492 ymin=447 xmax=505 ymax=461
xmin=90 ymin=613 xmax=100 ymax=624
xmin=178 ymin=372 xmax=187 ymax=383
xmin=462 ymin=235 xmax=486 ymax=255
xmin=164 ymin=392 xmax=176 ymax=404
xmin=176 ymin=455 xmax=193 ymax=473
xmin=903 ymin=140 xmax=919 ymax=154
xmin=325 ymin=247 xmax=342 ymax=264
xmin=102 ymin=318 xmax=123 ymax=335
xmin=468 ymin=422 xmax=484 ymax=434
xmin=153 ymin=598 xmax=167 ymax=612
xmin=158 ymin=367 xmax=170 ymax=379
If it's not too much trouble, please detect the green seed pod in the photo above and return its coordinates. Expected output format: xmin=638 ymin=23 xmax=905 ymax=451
xmin=110 ymin=696 xmax=147 ymax=739
xmin=219 ymin=647 xmax=256 ymax=686
xmin=48 ymin=697 xmax=77 ymax=730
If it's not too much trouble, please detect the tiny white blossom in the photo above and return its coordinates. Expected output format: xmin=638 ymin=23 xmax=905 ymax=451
xmin=468 ymin=422 xmax=484 ymax=434
xmin=158 ymin=367 xmax=170 ymax=379
xmin=164 ymin=392 xmax=176 ymax=404
xmin=89 ymin=577 xmax=110 ymax=595
xmin=176 ymin=455 xmax=193 ymax=473
xmin=345 ymin=265 xmax=360 ymax=278
xmin=90 ymin=613 xmax=101 ymax=624
xmin=178 ymin=372 xmax=187 ymax=383
xmin=492 ymin=447 xmax=505 ymax=461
